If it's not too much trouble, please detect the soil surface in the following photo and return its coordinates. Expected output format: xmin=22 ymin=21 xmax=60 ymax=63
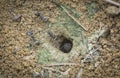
xmin=0 ymin=0 xmax=120 ymax=78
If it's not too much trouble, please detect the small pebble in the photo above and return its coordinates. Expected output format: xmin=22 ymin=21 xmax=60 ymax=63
xmin=34 ymin=40 xmax=40 ymax=46
xmin=34 ymin=11 xmax=40 ymax=16
xmin=21 ymin=33 xmax=26 ymax=36
xmin=40 ymin=15 xmax=49 ymax=22
xmin=13 ymin=15 xmax=22 ymax=22
xmin=34 ymin=11 xmax=49 ymax=22
xmin=100 ymin=28 xmax=110 ymax=38
xmin=26 ymin=30 xmax=33 ymax=36
xmin=47 ymin=31 xmax=56 ymax=40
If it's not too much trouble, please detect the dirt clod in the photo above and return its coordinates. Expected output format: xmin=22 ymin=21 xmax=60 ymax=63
xmin=105 ymin=6 xmax=120 ymax=15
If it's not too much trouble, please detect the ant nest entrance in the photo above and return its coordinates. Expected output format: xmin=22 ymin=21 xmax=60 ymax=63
xmin=39 ymin=28 xmax=87 ymax=64
xmin=48 ymin=31 xmax=73 ymax=53
xmin=59 ymin=37 xmax=73 ymax=53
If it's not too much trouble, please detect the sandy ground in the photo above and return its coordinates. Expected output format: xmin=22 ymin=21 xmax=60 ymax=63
xmin=0 ymin=0 xmax=120 ymax=78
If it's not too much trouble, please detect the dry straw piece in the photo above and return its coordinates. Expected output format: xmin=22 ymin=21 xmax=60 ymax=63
xmin=105 ymin=0 xmax=120 ymax=6
xmin=60 ymin=5 xmax=87 ymax=31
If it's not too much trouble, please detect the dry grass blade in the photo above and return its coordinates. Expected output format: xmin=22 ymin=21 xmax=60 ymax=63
xmin=42 ymin=67 xmax=62 ymax=73
xmin=58 ymin=68 xmax=71 ymax=77
xmin=105 ymin=0 xmax=120 ymax=6
xmin=42 ymin=67 xmax=71 ymax=77
xmin=60 ymin=5 xmax=87 ymax=31
xmin=76 ymin=68 xmax=83 ymax=78
xmin=43 ymin=63 xmax=80 ymax=67
xmin=42 ymin=67 xmax=67 ymax=75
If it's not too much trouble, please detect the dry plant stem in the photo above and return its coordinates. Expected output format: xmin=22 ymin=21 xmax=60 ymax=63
xmin=48 ymin=70 xmax=52 ymax=78
xmin=42 ymin=67 xmax=65 ymax=75
xmin=105 ymin=0 xmax=120 ymax=7
xmin=76 ymin=43 xmax=101 ymax=78
xmin=60 ymin=5 xmax=87 ymax=31
xmin=43 ymin=63 xmax=80 ymax=66
xmin=58 ymin=68 xmax=71 ymax=77
xmin=76 ymin=68 xmax=83 ymax=78
xmin=42 ymin=67 xmax=61 ymax=73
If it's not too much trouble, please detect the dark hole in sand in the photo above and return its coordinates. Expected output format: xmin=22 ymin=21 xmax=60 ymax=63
xmin=59 ymin=38 xmax=73 ymax=53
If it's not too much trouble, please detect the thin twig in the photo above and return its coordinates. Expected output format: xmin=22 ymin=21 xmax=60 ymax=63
xmin=60 ymin=5 xmax=87 ymax=31
xmin=76 ymin=68 xmax=83 ymax=78
xmin=52 ymin=0 xmax=87 ymax=31
xmin=42 ymin=67 xmax=64 ymax=75
xmin=105 ymin=0 xmax=120 ymax=7
xmin=58 ymin=68 xmax=71 ymax=77
xmin=43 ymin=63 xmax=81 ymax=67
xmin=42 ymin=67 xmax=71 ymax=77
